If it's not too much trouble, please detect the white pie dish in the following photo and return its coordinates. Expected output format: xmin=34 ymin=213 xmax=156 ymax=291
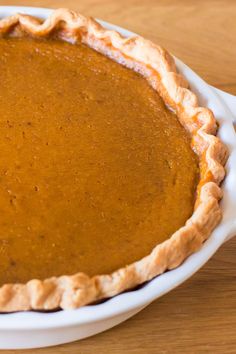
xmin=0 ymin=5 xmax=235 ymax=349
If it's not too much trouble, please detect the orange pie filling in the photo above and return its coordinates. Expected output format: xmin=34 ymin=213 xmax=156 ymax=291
xmin=0 ymin=37 xmax=199 ymax=285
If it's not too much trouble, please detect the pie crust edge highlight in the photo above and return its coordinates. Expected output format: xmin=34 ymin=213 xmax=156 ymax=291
xmin=0 ymin=8 xmax=228 ymax=312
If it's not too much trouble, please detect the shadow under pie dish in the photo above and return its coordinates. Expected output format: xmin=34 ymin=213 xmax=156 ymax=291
xmin=0 ymin=8 xmax=228 ymax=312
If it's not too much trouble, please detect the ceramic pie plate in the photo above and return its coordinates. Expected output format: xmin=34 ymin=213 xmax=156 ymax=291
xmin=0 ymin=6 xmax=235 ymax=350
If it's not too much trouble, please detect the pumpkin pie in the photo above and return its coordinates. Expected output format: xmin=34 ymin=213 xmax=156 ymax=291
xmin=0 ymin=9 xmax=228 ymax=312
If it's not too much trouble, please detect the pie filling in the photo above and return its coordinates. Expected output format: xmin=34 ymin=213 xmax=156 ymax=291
xmin=0 ymin=37 xmax=199 ymax=285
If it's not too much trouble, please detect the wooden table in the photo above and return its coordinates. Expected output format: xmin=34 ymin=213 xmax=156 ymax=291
xmin=1 ymin=1 xmax=236 ymax=353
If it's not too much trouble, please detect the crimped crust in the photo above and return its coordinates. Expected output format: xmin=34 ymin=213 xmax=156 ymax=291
xmin=0 ymin=9 xmax=228 ymax=312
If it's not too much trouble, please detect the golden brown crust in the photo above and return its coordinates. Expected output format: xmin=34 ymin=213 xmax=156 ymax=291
xmin=0 ymin=8 xmax=228 ymax=312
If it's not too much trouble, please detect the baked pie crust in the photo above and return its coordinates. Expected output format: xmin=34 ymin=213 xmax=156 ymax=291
xmin=0 ymin=8 xmax=228 ymax=312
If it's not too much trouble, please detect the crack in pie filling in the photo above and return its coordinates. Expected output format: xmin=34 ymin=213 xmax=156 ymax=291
xmin=0 ymin=9 xmax=228 ymax=312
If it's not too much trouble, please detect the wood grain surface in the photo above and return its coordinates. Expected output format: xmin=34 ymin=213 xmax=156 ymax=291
xmin=1 ymin=1 xmax=236 ymax=353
